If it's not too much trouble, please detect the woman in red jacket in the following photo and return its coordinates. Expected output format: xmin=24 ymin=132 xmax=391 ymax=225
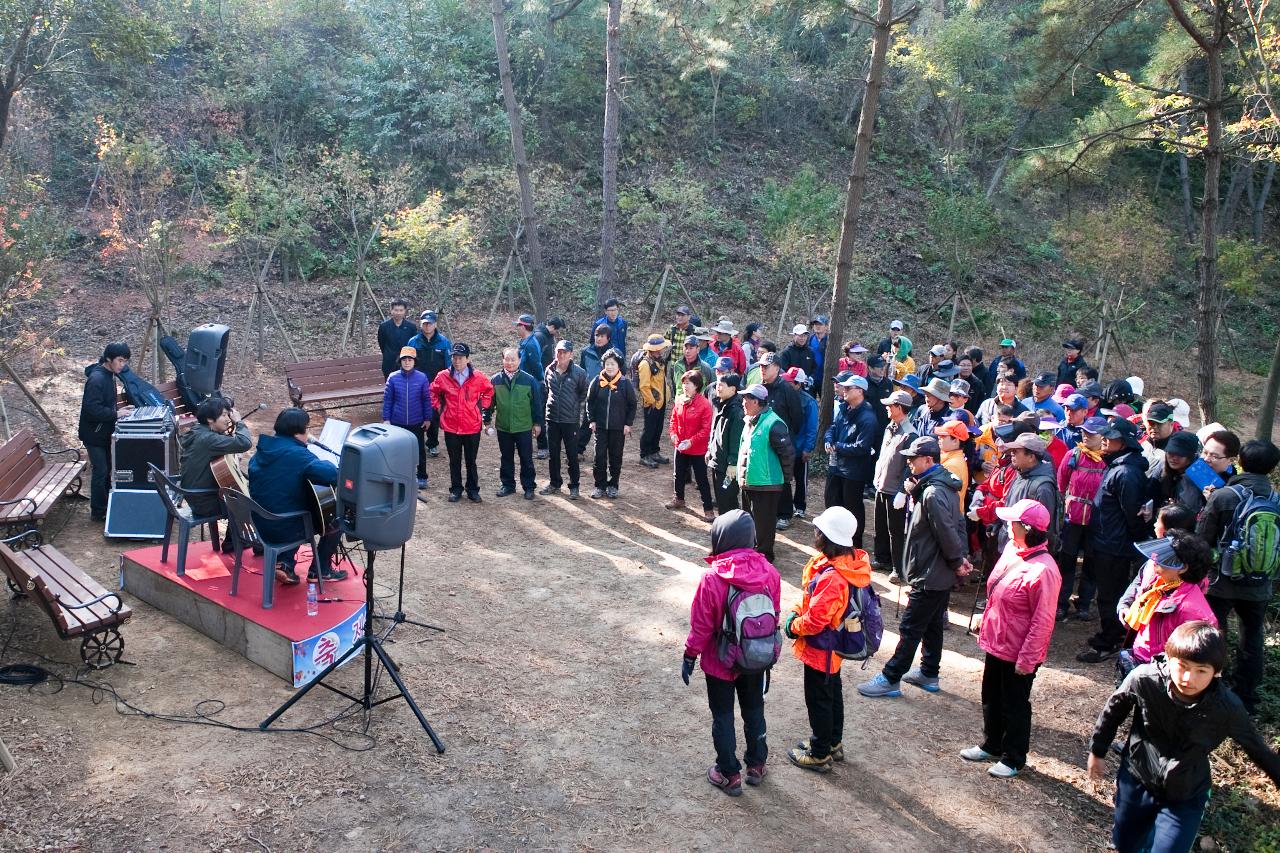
xmin=668 ymin=372 xmax=715 ymax=520
xmin=963 ymin=498 xmax=1062 ymax=779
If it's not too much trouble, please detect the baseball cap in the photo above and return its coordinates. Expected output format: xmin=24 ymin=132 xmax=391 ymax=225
xmin=450 ymin=343 xmax=471 ymax=357
xmin=889 ymin=320 xmax=904 ymax=331
xmin=834 ymin=370 xmax=854 ymax=383
xmin=757 ymin=351 xmax=776 ymax=365
xmin=715 ymin=356 xmax=734 ymax=372
xmin=1006 ymin=433 xmax=1048 ymax=454
xmin=1033 ymin=372 xmax=1055 ymax=387
xmin=1080 ymin=416 xmax=1109 ymax=434
xmin=996 ymin=498 xmax=1052 ymax=531
xmin=900 ymin=436 xmax=941 ymax=458
xmin=739 ymin=383 xmax=769 ymax=401
xmin=1135 ymin=536 xmax=1183 ymax=569
xmin=683 ymin=337 xmax=699 ymax=349
xmin=929 ymin=344 xmax=946 ymax=357
xmin=791 ymin=324 xmax=809 ymax=336
xmin=515 ymin=314 xmax=535 ymax=328
xmin=1100 ymin=418 xmax=1140 ymax=441
xmin=398 ymin=346 xmax=416 ymax=360
xmin=555 ymin=340 xmax=574 ymax=352
xmin=783 ymin=366 xmax=808 ymax=385
xmin=885 ymin=390 xmax=915 ymax=408
xmin=811 ymin=315 xmax=830 ymax=326
xmin=1145 ymin=401 xmax=1175 ymax=423
xmin=675 ymin=305 xmax=691 ymax=315
xmin=1078 ymin=381 xmax=1105 ymax=399
xmin=1165 ymin=430 xmax=1201 ymax=458
xmin=999 ymin=338 xmax=1017 ymax=348
xmin=419 ymin=310 xmax=438 ymax=324
xmin=1063 ymin=338 xmax=1084 ymax=350
xmin=867 ymin=354 xmax=887 ymax=369
xmin=837 ymin=374 xmax=869 ymax=391
xmin=1063 ymin=393 xmax=1089 ymax=411
xmin=935 ymin=419 xmax=970 ymax=441
xmin=1052 ymin=383 xmax=1076 ymax=403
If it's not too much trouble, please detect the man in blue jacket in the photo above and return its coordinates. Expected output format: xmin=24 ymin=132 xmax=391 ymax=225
xmin=784 ymin=367 xmax=819 ymax=517
xmin=823 ymin=373 xmax=879 ymax=550
xmin=408 ymin=310 xmax=451 ymax=458
xmin=595 ymin=299 xmax=627 ymax=361
xmin=382 ymin=346 xmax=434 ymax=489
xmin=247 ymin=408 xmax=347 ymax=586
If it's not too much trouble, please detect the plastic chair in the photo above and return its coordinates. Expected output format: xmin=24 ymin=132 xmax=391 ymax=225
xmin=220 ymin=488 xmax=322 ymax=609
xmin=149 ymin=464 xmax=222 ymax=577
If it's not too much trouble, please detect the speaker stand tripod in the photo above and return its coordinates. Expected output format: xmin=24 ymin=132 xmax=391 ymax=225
xmin=372 ymin=544 xmax=445 ymax=633
xmin=259 ymin=549 xmax=445 ymax=752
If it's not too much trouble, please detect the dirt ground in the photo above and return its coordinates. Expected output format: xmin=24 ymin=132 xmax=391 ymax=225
xmin=0 ymin=362 xmax=1140 ymax=853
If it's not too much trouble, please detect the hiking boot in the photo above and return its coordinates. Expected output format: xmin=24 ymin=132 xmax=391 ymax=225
xmin=902 ymin=668 xmax=941 ymax=693
xmin=960 ymin=746 xmax=998 ymax=763
xmin=539 ymin=485 xmax=561 ymax=496
xmin=652 ymin=453 xmax=671 ymax=465
xmin=775 ymin=517 xmax=791 ymax=531
xmin=706 ymin=766 xmax=743 ymax=797
xmin=606 ymin=487 xmax=619 ymax=499
xmin=428 ymin=446 xmax=439 ymax=458
xmin=745 ymin=764 xmax=767 ymax=786
xmin=496 ymin=485 xmax=516 ymax=498
xmin=467 ymin=491 xmax=482 ymax=503
xmin=591 ymin=487 xmax=606 ymax=499
xmin=665 ymin=498 xmax=686 ymax=510
xmin=448 ymin=492 xmax=462 ymax=503
xmin=1076 ymin=645 xmax=1120 ymax=664
xmin=796 ymin=739 xmax=845 ymax=762
xmin=568 ymin=487 xmax=579 ymax=500
xmin=857 ymin=673 xmax=902 ymax=698
xmin=786 ymin=747 xmax=833 ymax=774
xmin=523 ymin=490 xmax=535 ymax=500
xmin=988 ymin=762 xmax=1019 ymax=779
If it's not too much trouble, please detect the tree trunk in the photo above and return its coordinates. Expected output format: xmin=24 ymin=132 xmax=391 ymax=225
xmin=1195 ymin=43 xmax=1224 ymax=423
xmin=818 ymin=0 xmax=898 ymax=439
xmin=985 ymin=108 xmax=1036 ymax=199
xmin=1219 ymin=160 xmax=1250 ymax=235
xmin=1258 ymin=335 xmax=1280 ymax=442
xmin=596 ymin=0 xmax=622 ymax=314
xmin=491 ymin=0 xmax=549 ymax=320
xmin=0 ymin=89 xmax=11 ymax=154
xmin=1253 ymin=161 xmax=1276 ymax=242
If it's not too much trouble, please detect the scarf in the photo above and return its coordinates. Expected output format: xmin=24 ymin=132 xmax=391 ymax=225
xmin=1123 ymin=577 xmax=1183 ymax=630
xmin=1075 ymin=444 xmax=1104 ymax=463
xmin=598 ymin=372 xmax=620 ymax=391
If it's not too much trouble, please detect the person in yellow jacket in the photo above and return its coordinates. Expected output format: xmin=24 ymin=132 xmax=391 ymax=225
xmin=936 ymin=419 xmax=971 ymax=507
xmin=637 ymin=334 xmax=671 ymax=468
xmin=783 ymin=506 xmax=873 ymax=773
xmin=892 ymin=337 xmax=917 ymax=380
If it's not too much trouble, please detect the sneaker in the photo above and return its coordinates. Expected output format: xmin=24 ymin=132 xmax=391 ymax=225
xmin=496 ymin=486 xmax=516 ymax=498
xmin=539 ymin=485 xmax=561 ymax=496
xmin=665 ymin=498 xmax=686 ymax=510
xmin=568 ymin=487 xmax=579 ymax=500
xmin=524 ymin=490 xmax=535 ymax=500
xmin=309 ymin=565 xmax=349 ymax=583
xmin=902 ymin=668 xmax=941 ymax=693
xmin=857 ymin=673 xmax=902 ymax=698
xmin=1073 ymin=608 xmax=1094 ymax=621
xmin=640 ymin=456 xmax=659 ymax=469
xmin=467 ymin=492 xmax=482 ymax=503
xmin=786 ymin=747 xmax=833 ymax=773
xmin=417 ymin=477 xmax=428 ymax=489
xmin=745 ymin=764 xmax=767 ymax=786
xmin=988 ymin=762 xmax=1018 ymax=778
xmin=702 ymin=509 xmax=716 ymax=522
xmin=447 ymin=492 xmax=462 ymax=503
xmin=590 ymin=488 xmax=606 ymax=499
xmin=793 ymin=508 xmax=806 ymax=518
xmin=652 ymin=453 xmax=671 ymax=465
xmin=960 ymin=746 xmax=999 ymax=763
xmin=606 ymin=487 xmax=619 ymax=499
xmin=796 ymin=739 xmax=845 ymax=762
xmin=1076 ymin=646 xmax=1120 ymax=664
xmin=428 ymin=446 xmax=439 ymax=457
xmin=536 ymin=449 xmax=548 ymax=460
xmin=775 ymin=518 xmax=791 ymax=531
xmin=706 ymin=766 xmax=743 ymax=797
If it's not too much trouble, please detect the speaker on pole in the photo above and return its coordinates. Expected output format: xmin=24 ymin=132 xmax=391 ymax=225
xmin=336 ymin=424 xmax=417 ymax=551
xmin=185 ymin=324 xmax=231 ymax=398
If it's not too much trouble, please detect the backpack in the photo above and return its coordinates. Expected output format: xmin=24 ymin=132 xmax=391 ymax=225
xmin=1216 ymin=485 xmax=1280 ymax=585
xmin=716 ymin=585 xmax=781 ymax=674
xmin=805 ymin=567 xmax=884 ymax=662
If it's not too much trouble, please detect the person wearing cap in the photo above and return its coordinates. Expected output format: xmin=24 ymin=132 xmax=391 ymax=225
xmin=808 ymin=315 xmax=830 ymax=376
xmin=956 ymin=356 xmax=985 ymax=413
xmin=671 ymin=336 xmax=714 ymax=400
xmin=1051 ymin=383 xmax=1076 ymax=409
xmin=736 ymin=383 xmax=796 ymax=564
xmin=946 ymin=379 xmax=972 ymax=424
xmin=759 ymin=353 xmax=806 ymax=527
xmin=1076 ymin=379 xmax=1105 ymax=418
xmin=872 ymin=389 xmax=919 ymax=578
xmin=429 ymin=343 xmax=495 ymax=503
xmin=1056 ymin=394 xmax=1089 ymax=450
xmin=79 ymin=341 xmax=132 ymax=521
xmin=864 ymin=354 xmax=894 ymax=440
xmin=858 ymin=436 xmax=970 ymax=698
xmin=706 ymin=373 xmax=745 ymax=512
xmin=1077 ymin=417 xmax=1153 ymax=662
xmin=382 ymin=345 xmax=434 ymax=489
xmin=1057 ymin=338 xmax=1090 ymax=386
xmin=682 ymin=509 xmax=781 ymax=796
xmin=377 ymin=297 xmax=416 ymax=378
xmin=784 ymin=367 xmax=819 ymax=518
xmin=783 ymin=505 xmax=873 ymax=773
xmin=778 ymin=325 xmax=819 ymax=396
xmin=666 ymin=305 xmax=693 ymax=354
xmin=997 ymin=433 xmax=1060 ymax=554
xmin=540 ymin=340 xmax=589 ymax=499
xmin=408 ymin=311 xmax=452 ymax=457
xmin=743 ymin=340 xmax=774 ymax=388
xmin=961 ymin=498 xmax=1061 ymax=779
xmin=837 ymin=341 xmax=868 ymax=377
xmin=916 ymin=344 xmax=947 ymax=383
xmin=485 ymin=347 xmax=543 ymax=499
xmin=693 ymin=329 xmax=716 ymax=369
xmin=972 ymin=414 xmax=1041 ymax=574
xmin=911 ymin=377 xmax=954 ymax=439
xmin=876 ymin=319 xmax=908 ymax=360
xmin=594 ymin=298 xmax=627 ymax=361
xmin=666 ymin=371 xmax=716 ymax=520
xmin=1139 ymin=399 xmax=1181 ymax=472
xmin=514 ymin=314 xmax=543 ymax=385
xmin=709 ymin=319 xmax=746 ymax=375
xmin=823 ymin=373 xmax=878 ymax=545
xmin=1148 ymin=430 xmax=1205 ymax=515
xmin=1022 ymin=372 xmax=1066 ymax=422
xmin=578 ymin=325 xmax=614 ymax=455
xmin=936 ymin=419 xmax=971 ymax=508
xmin=1055 ymin=416 xmax=1109 ymax=621
xmin=585 ymin=349 xmax=637 ymax=499
xmin=986 ymin=339 xmax=1026 ymax=390
xmin=637 ymin=335 xmax=673 ymax=468
xmin=1116 ymin=532 xmax=1217 ymax=676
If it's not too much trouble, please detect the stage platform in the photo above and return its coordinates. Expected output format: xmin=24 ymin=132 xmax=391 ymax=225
xmin=120 ymin=542 xmax=366 ymax=687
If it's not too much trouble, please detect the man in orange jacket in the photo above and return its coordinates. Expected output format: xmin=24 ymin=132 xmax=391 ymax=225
xmin=783 ymin=506 xmax=872 ymax=773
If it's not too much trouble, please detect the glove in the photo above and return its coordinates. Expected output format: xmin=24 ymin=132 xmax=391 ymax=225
xmin=681 ymin=655 xmax=697 ymax=685
xmin=783 ymin=611 xmax=800 ymax=640
xmin=677 ymin=439 xmax=692 ymax=452
xmin=893 ymin=492 xmax=907 ymax=510
xmin=966 ymin=507 xmax=979 ymax=522
xmin=725 ymin=465 xmax=737 ymax=480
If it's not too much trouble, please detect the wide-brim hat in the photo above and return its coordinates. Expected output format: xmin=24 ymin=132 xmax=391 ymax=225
xmin=921 ymin=378 xmax=952 ymax=401
xmin=893 ymin=374 xmax=921 ymax=394
xmin=713 ymin=320 xmax=737 ymax=335
xmin=643 ymin=335 xmax=671 ymax=352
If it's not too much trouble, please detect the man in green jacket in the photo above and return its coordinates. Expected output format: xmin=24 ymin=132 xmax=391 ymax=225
xmin=485 ymin=347 xmax=544 ymax=499
xmin=736 ymin=383 xmax=796 ymax=563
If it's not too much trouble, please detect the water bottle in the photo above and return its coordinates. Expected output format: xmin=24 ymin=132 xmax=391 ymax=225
xmin=306 ymin=582 xmax=318 ymax=617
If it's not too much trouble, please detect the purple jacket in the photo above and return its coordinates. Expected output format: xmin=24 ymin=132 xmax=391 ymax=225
xmin=383 ymin=368 xmax=433 ymax=426
xmin=685 ymin=547 xmax=781 ymax=681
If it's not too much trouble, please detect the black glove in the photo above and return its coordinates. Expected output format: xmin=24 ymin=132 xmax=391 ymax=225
xmin=681 ymin=655 xmax=696 ymax=685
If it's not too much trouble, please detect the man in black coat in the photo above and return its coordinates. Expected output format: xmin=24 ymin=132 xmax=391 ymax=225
xmin=78 ymin=342 xmax=131 ymax=521
xmin=777 ymin=325 xmax=818 ymax=396
xmin=377 ymin=298 xmax=416 ymax=377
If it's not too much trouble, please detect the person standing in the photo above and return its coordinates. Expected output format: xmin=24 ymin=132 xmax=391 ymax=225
xmin=377 ymin=298 xmax=416 ymax=377
xmin=595 ymin=299 xmax=627 ymax=360
xmin=785 ymin=368 xmax=819 ymax=518
xmin=671 ymin=336 xmax=714 ymax=397
xmin=977 ymin=376 xmax=1019 ymax=427
xmin=864 ymin=354 xmax=894 ymax=444
xmin=823 ymin=374 xmax=878 ymax=549
xmin=408 ymin=310 xmax=451 ymax=458
xmin=382 ymin=346 xmax=434 ymax=489
xmin=736 ymin=384 xmax=796 ymax=564
xmin=79 ymin=342 xmax=131 ymax=522
xmin=710 ymin=320 xmax=747 ymax=375
xmin=1148 ymin=430 xmax=1205 ymax=515
xmin=683 ymin=510 xmax=781 ymax=796
xmin=514 ymin=314 xmax=543 ymax=387
xmin=912 ymin=378 xmax=953 ymax=438
xmin=578 ymin=324 xmax=613 ymax=455
xmin=808 ymin=315 xmax=830 ymax=382
xmin=429 ymin=343 xmax=494 ymax=503
xmin=961 ymin=498 xmax=1061 ymax=779
xmin=997 ymin=433 xmax=1061 ymax=553
xmin=1057 ymin=338 xmax=1089 ymax=386
xmin=486 ymin=347 xmax=543 ymax=500
xmin=1116 ymin=532 xmax=1218 ymax=674
xmin=540 ymin=341 xmax=588 ymax=499
xmin=178 ymin=395 xmax=252 ymax=550
xmin=1055 ymin=416 xmax=1108 ymax=621
xmin=666 ymin=305 xmax=693 ymax=354
xmin=1022 ymin=373 xmax=1066 ymax=421
xmin=667 ymin=372 xmax=715 ymax=520
xmin=585 ymin=350 xmax=637 ymax=499
xmin=637 ymin=335 xmax=672 ymax=468
xmin=858 ymin=437 xmax=971 ymax=698
xmin=706 ymin=374 xmax=744 ymax=513
xmin=759 ymin=353 xmax=805 ymax=529
xmin=957 ymin=355 xmax=986 ymax=412
xmin=986 ymin=338 xmax=1027 ymax=389
xmin=872 ymin=389 xmax=918 ymax=579
xmin=777 ymin=325 xmax=818 ymax=394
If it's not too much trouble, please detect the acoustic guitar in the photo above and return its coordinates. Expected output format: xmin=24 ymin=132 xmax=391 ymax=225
xmin=211 ymin=453 xmax=250 ymax=494
xmin=309 ymin=483 xmax=338 ymax=534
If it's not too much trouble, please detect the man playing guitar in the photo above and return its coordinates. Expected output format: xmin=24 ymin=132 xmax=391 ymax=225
xmin=247 ymin=407 xmax=348 ymax=586
xmin=179 ymin=395 xmax=253 ymax=552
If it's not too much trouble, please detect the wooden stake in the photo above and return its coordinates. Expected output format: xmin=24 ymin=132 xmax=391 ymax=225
xmin=0 ymin=735 xmax=14 ymax=774
xmin=958 ymin=290 xmax=984 ymax=340
xmin=777 ymin=278 xmax=794 ymax=341
xmin=947 ymin=291 xmax=960 ymax=341
xmin=0 ymin=357 xmax=62 ymax=437
xmin=260 ymin=289 xmax=302 ymax=363
xmin=0 ymin=383 xmax=11 ymax=440
xmin=648 ymin=264 xmax=672 ymax=325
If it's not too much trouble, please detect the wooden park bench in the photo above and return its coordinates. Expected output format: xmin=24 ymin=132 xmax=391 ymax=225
xmin=116 ymin=380 xmax=196 ymax=431
xmin=284 ymin=355 xmax=384 ymax=412
xmin=0 ymin=430 xmax=85 ymax=542
xmin=0 ymin=530 xmax=132 ymax=668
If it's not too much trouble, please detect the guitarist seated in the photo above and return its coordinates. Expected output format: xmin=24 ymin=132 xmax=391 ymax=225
xmin=247 ymin=408 xmax=348 ymax=586
xmin=179 ymin=395 xmax=252 ymax=552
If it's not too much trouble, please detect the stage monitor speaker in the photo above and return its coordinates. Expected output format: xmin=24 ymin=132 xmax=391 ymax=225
xmin=336 ymin=424 xmax=417 ymax=551
xmin=105 ymin=489 xmax=168 ymax=539
xmin=185 ymin=323 xmax=231 ymax=398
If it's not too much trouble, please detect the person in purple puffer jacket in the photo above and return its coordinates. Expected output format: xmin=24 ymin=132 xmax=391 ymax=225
xmin=683 ymin=509 xmax=781 ymax=797
xmin=383 ymin=346 xmax=434 ymax=488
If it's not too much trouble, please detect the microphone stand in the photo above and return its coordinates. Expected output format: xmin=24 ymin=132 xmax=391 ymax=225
xmin=372 ymin=544 xmax=445 ymax=634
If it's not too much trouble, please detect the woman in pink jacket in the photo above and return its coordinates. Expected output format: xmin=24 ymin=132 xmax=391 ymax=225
xmin=682 ymin=509 xmax=781 ymax=796
xmin=962 ymin=498 xmax=1062 ymax=779
xmin=1116 ymin=530 xmax=1217 ymax=677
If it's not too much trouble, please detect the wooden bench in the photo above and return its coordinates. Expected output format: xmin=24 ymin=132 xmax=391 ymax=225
xmin=116 ymin=380 xmax=195 ymax=431
xmin=0 ymin=430 xmax=85 ymax=540
xmin=0 ymin=530 xmax=132 ymax=668
xmin=284 ymin=355 xmax=385 ymax=411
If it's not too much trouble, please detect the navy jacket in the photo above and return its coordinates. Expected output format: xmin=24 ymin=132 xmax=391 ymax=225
xmin=78 ymin=364 xmax=119 ymax=448
xmin=825 ymin=399 xmax=879 ymax=482
xmin=1089 ymin=447 xmax=1152 ymax=557
xmin=247 ymin=434 xmax=338 ymax=545
xmin=408 ymin=329 xmax=452 ymax=384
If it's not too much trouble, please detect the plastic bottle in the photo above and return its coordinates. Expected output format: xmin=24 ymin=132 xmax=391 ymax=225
xmin=306 ymin=582 xmax=318 ymax=617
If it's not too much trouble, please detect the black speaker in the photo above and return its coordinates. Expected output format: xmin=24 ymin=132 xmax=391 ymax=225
xmin=336 ymin=425 xmax=417 ymax=551
xmin=105 ymin=489 xmax=168 ymax=539
xmin=185 ymin=324 xmax=230 ymax=398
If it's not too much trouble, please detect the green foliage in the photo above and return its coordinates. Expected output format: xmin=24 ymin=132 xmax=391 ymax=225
xmin=1218 ymin=238 xmax=1279 ymax=301
xmin=754 ymin=165 xmax=840 ymax=243
xmin=924 ymin=189 xmax=999 ymax=283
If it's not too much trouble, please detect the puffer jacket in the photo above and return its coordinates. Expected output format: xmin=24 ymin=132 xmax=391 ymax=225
xmin=873 ymin=418 xmax=917 ymax=494
xmin=997 ymin=459 xmax=1060 ymax=552
xmin=580 ymin=344 xmax=610 ymax=384
xmin=585 ymin=372 xmax=637 ymax=431
xmin=669 ymin=392 xmax=713 ymax=457
xmin=1090 ymin=448 xmax=1152 ymax=558
xmin=1091 ymin=658 xmax=1280 ymax=803
xmin=685 ymin=511 xmax=781 ymax=681
xmin=1057 ymin=446 xmax=1106 ymax=526
xmin=544 ymin=362 xmax=589 ymax=424
xmin=789 ymin=551 xmax=873 ymax=674
xmin=429 ymin=367 xmax=494 ymax=435
xmin=1117 ymin=561 xmax=1218 ymax=664
xmin=408 ymin=329 xmax=451 ymax=383
xmin=78 ymin=364 xmax=119 ymax=448
xmin=826 ymin=398 xmax=878 ymax=482
xmin=382 ymin=368 xmax=433 ymax=426
xmin=517 ymin=334 xmax=542 ymax=380
xmin=979 ymin=542 xmax=1061 ymax=672
xmin=902 ymin=463 xmax=968 ymax=590
xmin=706 ymin=395 xmax=744 ymax=473
xmin=637 ymin=356 xmax=668 ymax=410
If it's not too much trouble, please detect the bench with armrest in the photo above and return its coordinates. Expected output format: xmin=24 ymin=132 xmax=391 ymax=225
xmin=0 ymin=529 xmax=132 ymax=668
xmin=116 ymin=380 xmax=195 ymax=431
xmin=0 ymin=430 xmax=85 ymax=541
xmin=284 ymin=355 xmax=384 ymax=412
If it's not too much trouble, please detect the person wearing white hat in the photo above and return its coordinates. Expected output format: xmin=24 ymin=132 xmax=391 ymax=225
xmin=778 ymin=324 xmax=818 ymax=396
